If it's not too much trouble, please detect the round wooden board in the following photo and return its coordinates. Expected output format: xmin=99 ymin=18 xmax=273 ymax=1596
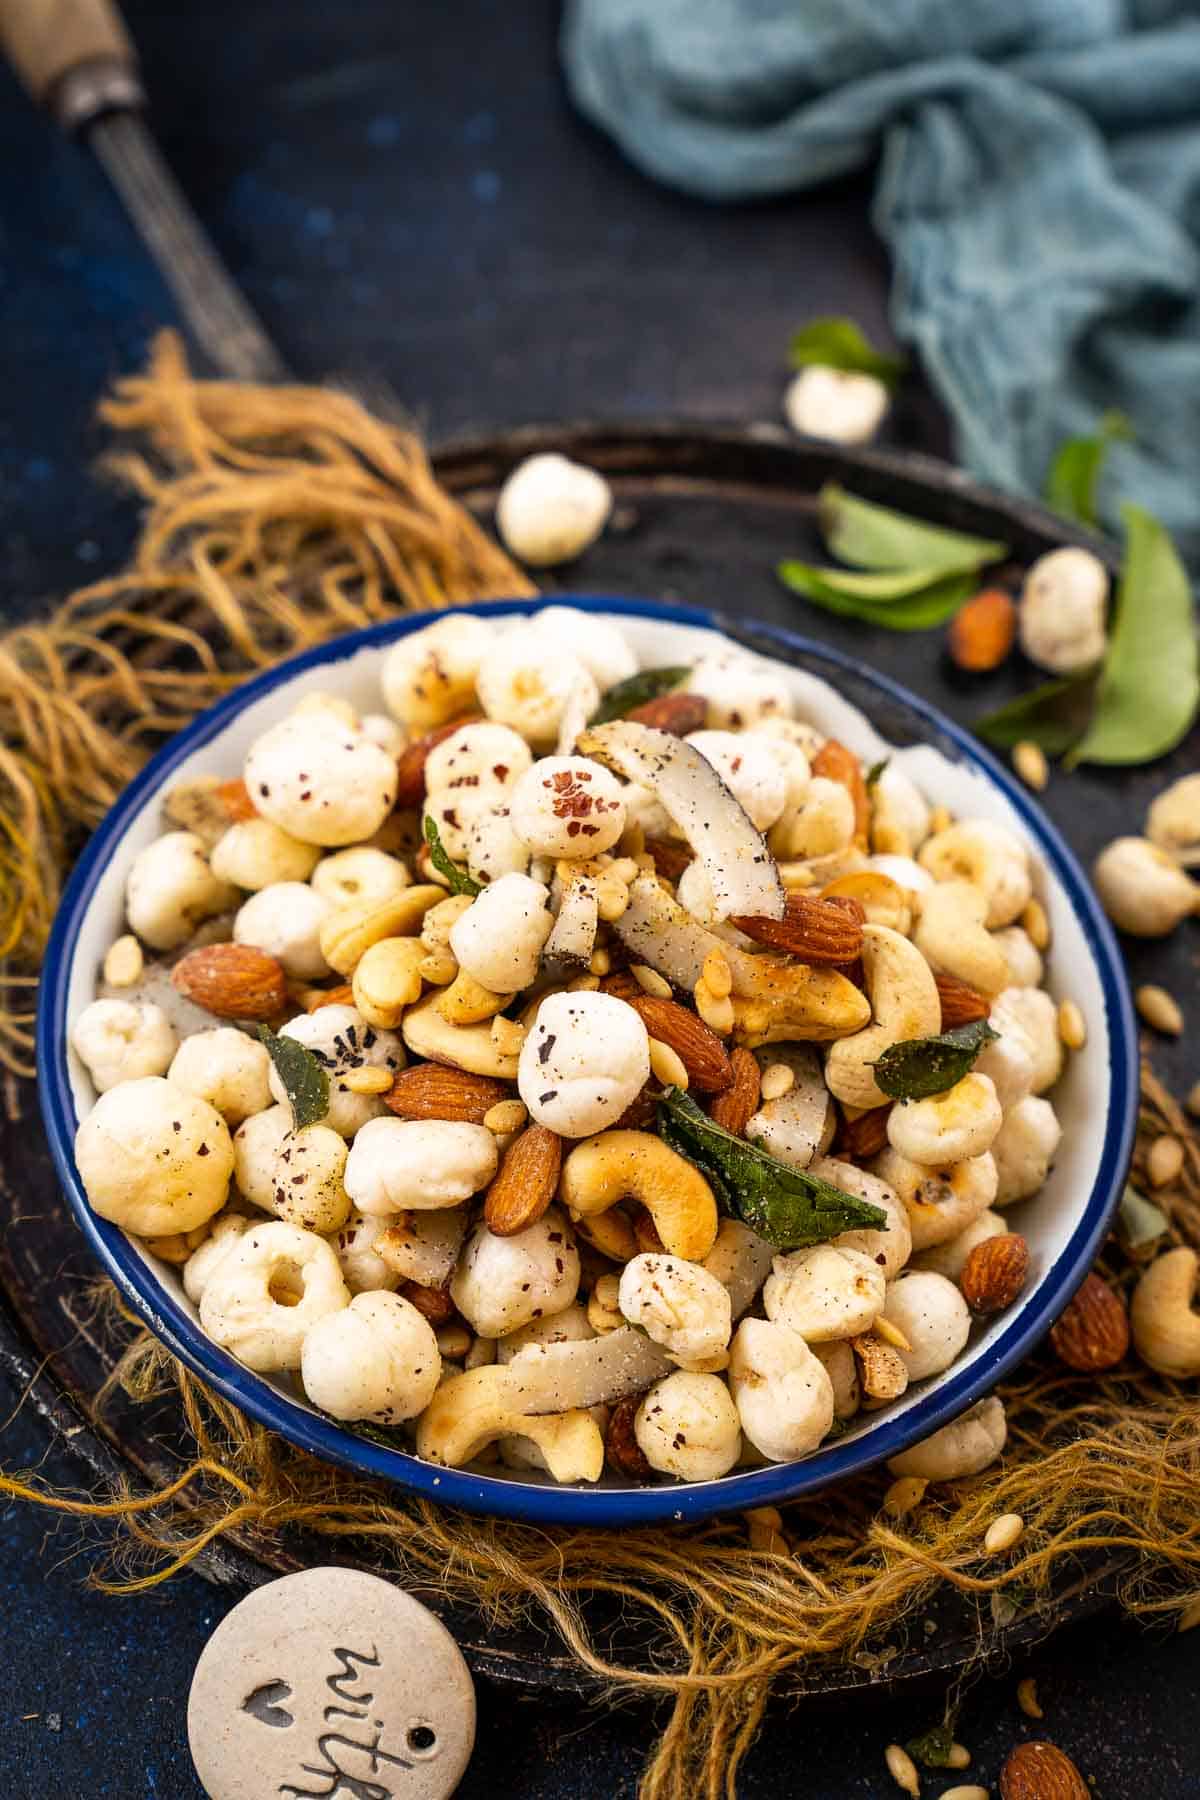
xmin=2 ymin=421 xmax=1140 ymax=1697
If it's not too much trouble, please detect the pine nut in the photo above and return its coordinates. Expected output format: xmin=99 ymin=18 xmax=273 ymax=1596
xmin=1058 ymin=999 xmax=1087 ymax=1050
xmin=649 ymin=1037 xmax=690 ymax=1091
xmin=945 ymin=1744 xmax=971 ymax=1770
xmin=340 ymin=1065 xmax=395 ymax=1095
xmin=1016 ymin=1676 xmax=1044 ymax=1718
xmin=607 ymin=857 xmax=640 ymax=885
xmin=594 ymin=872 xmax=630 ymax=922
xmin=1012 ymin=739 xmax=1049 ymax=791
xmin=701 ymin=946 xmax=733 ymax=999
xmin=567 ymin=973 xmax=601 ymax=993
xmin=882 ymin=1476 xmax=927 ymax=1518
xmin=885 ymin=1743 xmax=920 ymax=1796
xmin=1022 ymin=897 xmax=1050 ymax=951
xmin=594 ymin=1272 xmax=621 ymax=1308
xmin=1148 ymin=1133 xmax=1185 ymax=1188
xmin=632 ymin=963 xmax=673 ymax=1000
xmin=984 ymin=1512 xmax=1025 ymax=1554
xmin=483 ymin=1099 xmax=528 ymax=1135
xmin=589 ymin=946 xmax=612 ymax=976
xmin=694 ymin=979 xmax=735 ymax=1036
xmin=103 ymin=934 xmax=144 ymax=988
xmin=874 ymin=1316 xmax=912 ymax=1353
xmin=940 ymin=1789 xmax=988 ymax=1800
xmin=759 ymin=1062 xmax=795 ymax=1102
xmin=1136 ymin=984 xmax=1184 ymax=1036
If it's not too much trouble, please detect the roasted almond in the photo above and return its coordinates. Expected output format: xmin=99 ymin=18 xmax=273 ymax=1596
xmin=484 ymin=1123 xmax=563 ymax=1237
xmin=835 ymin=1103 xmax=891 ymax=1162
xmin=731 ymin=891 xmax=865 ymax=964
xmin=601 ymin=969 xmax=646 ymax=1002
xmin=399 ymin=1280 xmax=457 ymax=1327
xmin=644 ymin=836 xmax=695 ymax=882
xmin=625 ymin=692 xmax=708 ymax=735
xmin=604 ymin=1393 xmax=652 ymax=1479
xmin=811 ymin=739 xmax=870 ymax=848
xmin=999 ymin=1741 xmax=1088 ymax=1800
xmin=709 ymin=1047 xmax=762 ymax=1136
xmin=393 ymin=714 xmax=483 ymax=808
xmin=305 ymin=982 xmax=356 ymax=1012
xmin=620 ymin=993 xmax=733 ymax=1092
xmin=385 ymin=1062 xmax=510 ymax=1123
xmin=1049 ymin=1271 xmax=1130 ymax=1371
xmin=935 ymin=969 xmax=992 ymax=1028
xmin=171 ymin=943 xmax=289 ymax=1021
xmin=948 ymin=586 xmax=1016 ymax=673
xmin=961 ymin=1232 xmax=1030 ymax=1313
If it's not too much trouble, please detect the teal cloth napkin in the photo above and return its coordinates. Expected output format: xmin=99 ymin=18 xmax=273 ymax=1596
xmin=562 ymin=0 xmax=1200 ymax=558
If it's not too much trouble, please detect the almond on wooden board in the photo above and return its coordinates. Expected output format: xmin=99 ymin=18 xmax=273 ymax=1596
xmin=961 ymin=1233 xmax=1030 ymax=1313
xmin=731 ymin=892 xmax=865 ymax=965
xmin=935 ymin=970 xmax=992 ymax=1028
xmin=999 ymin=1741 xmax=1089 ymax=1800
xmin=625 ymin=692 xmax=708 ymax=735
xmin=384 ymin=1062 xmax=510 ymax=1123
xmin=708 ymin=1048 xmax=761 ymax=1136
xmin=393 ymin=714 xmax=483 ymax=808
xmin=620 ymin=993 xmax=734 ymax=1093
xmin=1049 ymin=1271 xmax=1130 ymax=1371
xmin=484 ymin=1124 xmax=563 ymax=1236
xmin=811 ymin=739 xmax=870 ymax=848
xmin=171 ymin=943 xmax=289 ymax=1021
xmin=947 ymin=586 xmax=1016 ymax=672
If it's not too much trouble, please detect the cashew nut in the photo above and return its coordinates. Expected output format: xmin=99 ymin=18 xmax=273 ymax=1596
xmin=913 ymin=879 xmax=1010 ymax=998
xmin=402 ymin=990 xmax=522 ymax=1078
xmin=560 ymin=1130 xmax=718 ymax=1261
xmin=1131 ymin=1247 xmax=1200 ymax=1378
xmin=824 ymin=924 xmax=941 ymax=1110
xmin=416 ymin=1364 xmax=605 ymax=1479
xmin=886 ymin=1396 xmax=1008 ymax=1482
xmin=870 ymin=1147 xmax=998 ymax=1250
xmin=886 ymin=1073 xmax=1003 ymax=1168
xmin=820 ymin=870 xmax=912 ymax=934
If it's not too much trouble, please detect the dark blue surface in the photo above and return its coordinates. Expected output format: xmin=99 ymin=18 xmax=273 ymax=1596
xmin=39 ymin=595 xmax=1138 ymax=1530
xmin=3 ymin=0 xmax=1199 ymax=1793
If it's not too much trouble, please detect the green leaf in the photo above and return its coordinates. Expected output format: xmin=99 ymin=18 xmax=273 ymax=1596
xmin=257 ymin=1025 xmax=329 ymax=1131
xmin=778 ymin=562 xmax=975 ymax=631
xmin=818 ymin=483 xmax=1008 ymax=574
xmin=589 ymin=665 xmax=692 ymax=726
xmin=1066 ymin=504 xmax=1199 ymax=768
xmin=866 ymin=758 xmax=890 ymax=788
xmin=1044 ymin=410 xmax=1132 ymax=527
xmin=906 ymin=1724 xmax=956 ymax=1770
xmin=975 ymin=675 xmax=1097 ymax=757
xmin=655 ymin=1088 xmax=888 ymax=1250
xmin=423 ymin=813 xmax=482 ymax=897
xmin=788 ymin=317 xmax=908 ymax=389
xmin=871 ymin=1020 xmax=999 ymax=1102
xmin=1118 ymin=1184 xmax=1169 ymax=1254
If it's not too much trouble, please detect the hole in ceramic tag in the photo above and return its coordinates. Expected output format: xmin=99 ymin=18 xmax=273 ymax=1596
xmin=242 ymin=1679 xmax=296 ymax=1730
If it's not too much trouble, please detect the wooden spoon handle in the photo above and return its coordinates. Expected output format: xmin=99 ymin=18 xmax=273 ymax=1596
xmin=0 ymin=0 xmax=136 ymax=106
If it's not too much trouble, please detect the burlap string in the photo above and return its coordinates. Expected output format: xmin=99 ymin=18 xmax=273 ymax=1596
xmin=3 ymin=335 xmax=1198 ymax=1799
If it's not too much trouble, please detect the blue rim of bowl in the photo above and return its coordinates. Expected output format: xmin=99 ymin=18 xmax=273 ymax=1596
xmin=38 ymin=595 xmax=1138 ymax=1526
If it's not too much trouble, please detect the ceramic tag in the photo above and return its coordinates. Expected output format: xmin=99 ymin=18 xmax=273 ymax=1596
xmin=188 ymin=1566 xmax=476 ymax=1799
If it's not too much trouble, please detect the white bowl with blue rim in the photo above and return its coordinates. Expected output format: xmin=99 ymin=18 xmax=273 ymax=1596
xmin=38 ymin=598 xmax=1137 ymax=1525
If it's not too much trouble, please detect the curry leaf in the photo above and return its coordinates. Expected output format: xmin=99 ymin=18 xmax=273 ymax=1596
xmin=423 ymin=814 xmax=482 ymax=897
xmin=975 ymin=674 xmax=1098 ymax=756
xmin=866 ymin=758 xmax=890 ymax=788
xmin=788 ymin=317 xmax=908 ymax=389
xmin=777 ymin=562 xmax=975 ymax=631
xmin=1066 ymin=504 xmax=1199 ymax=768
xmin=1044 ymin=410 xmax=1131 ymax=528
xmin=871 ymin=1020 xmax=999 ymax=1102
xmin=818 ymin=483 xmax=1008 ymax=575
xmin=906 ymin=1724 xmax=957 ymax=1770
xmin=656 ymin=1088 xmax=887 ymax=1250
xmin=589 ymin=665 xmax=692 ymax=726
xmin=257 ymin=1025 xmax=329 ymax=1131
